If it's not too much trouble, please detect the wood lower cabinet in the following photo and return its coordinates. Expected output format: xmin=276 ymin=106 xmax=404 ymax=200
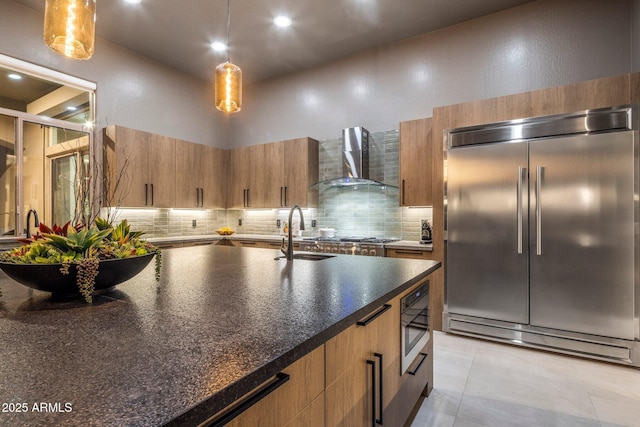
xmin=386 ymin=247 xmax=435 ymax=260
xmin=205 ymin=345 xmax=325 ymax=427
xmin=325 ymin=301 xmax=401 ymax=427
xmin=205 ymin=276 xmax=433 ymax=427
xmin=229 ymin=238 xmax=295 ymax=250
xmin=104 ymin=125 xmax=175 ymax=208
xmin=399 ymin=118 xmax=433 ymax=207
xmin=325 ymin=278 xmax=433 ymax=427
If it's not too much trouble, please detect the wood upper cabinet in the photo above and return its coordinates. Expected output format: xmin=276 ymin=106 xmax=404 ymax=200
xmin=104 ymin=125 xmax=175 ymax=208
xmin=262 ymin=142 xmax=284 ymax=207
xmin=283 ymin=137 xmax=319 ymax=208
xmin=228 ymin=145 xmax=265 ymax=208
xmin=263 ymin=137 xmax=319 ymax=208
xmin=399 ymin=118 xmax=433 ymax=207
xmin=228 ymin=137 xmax=319 ymax=209
xmin=175 ymin=139 xmax=226 ymax=208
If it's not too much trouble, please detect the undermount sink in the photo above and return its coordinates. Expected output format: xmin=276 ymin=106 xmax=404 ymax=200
xmin=292 ymin=253 xmax=336 ymax=261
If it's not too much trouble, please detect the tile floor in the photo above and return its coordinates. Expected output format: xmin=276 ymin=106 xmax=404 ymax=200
xmin=411 ymin=331 xmax=640 ymax=427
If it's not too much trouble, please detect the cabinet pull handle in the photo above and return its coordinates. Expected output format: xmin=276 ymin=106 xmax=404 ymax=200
xmin=374 ymin=352 xmax=383 ymax=425
xmin=243 ymin=189 xmax=248 ymax=207
xmin=392 ymin=250 xmax=426 ymax=256
xmin=402 ymin=179 xmax=406 ymax=205
xmin=366 ymin=359 xmax=376 ymax=427
xmin=205 ymin=372 xmax=290 ymax=427
xmin=284 ymin=186 xmax=288 ymax=206
xmin=280 ymin=186 xmax=284 ymax=207
xmin=357 ymin=304 xmax=392 ymax=327
xmin=196 ymin=188 xmax=200 ymax=207
xmin=200 ymin=188 xmax=204 ymax=207
xmin=536 ymin=165 xmax=543 ymax=256
xmin=145 ymin=183 xmax=148 ymax=206
xmin=150 ymin=184 xmax=154 ymax=206
xmin=408 ymin=352 xmax=428 ymax=376
xmin=517 ymin=166 xmax=525 ymax=255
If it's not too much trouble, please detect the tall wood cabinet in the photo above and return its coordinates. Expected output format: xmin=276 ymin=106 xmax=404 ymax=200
xmin=175 ymin=139 xmax=226 ymax=208
xmin=104 ymin=125 xmax=175 ymax=208
xmin=399 ymin=118 xmax=433 ymax=206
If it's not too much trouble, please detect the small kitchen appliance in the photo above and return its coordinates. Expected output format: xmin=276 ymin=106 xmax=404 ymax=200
xmin=420 ymin=219 xmax=432 ymax=244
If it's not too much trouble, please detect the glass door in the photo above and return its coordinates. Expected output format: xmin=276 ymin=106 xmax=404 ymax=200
xmin=0 ymin=114 xmax=16 ymax=236
xmin=22 ymin=121 xmax=90 ymax=233
xmin=50 ymin=151 xmax=90 ymax=226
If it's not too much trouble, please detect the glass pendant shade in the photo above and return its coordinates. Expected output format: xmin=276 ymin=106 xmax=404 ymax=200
xmin=44 ymin=0 xmax=96 ymax=60
xmin=215 ymin=62 xmax=242 ymax=113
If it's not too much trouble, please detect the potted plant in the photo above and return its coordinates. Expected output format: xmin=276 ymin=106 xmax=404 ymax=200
xmin=0 ymin=217 xmax=161 ymax=303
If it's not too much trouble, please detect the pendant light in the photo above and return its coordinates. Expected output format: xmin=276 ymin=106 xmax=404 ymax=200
xmin=44 ymin=0 xmax=96 ymax=60
xmin=215 ymin=0 xmax=242 ymax=113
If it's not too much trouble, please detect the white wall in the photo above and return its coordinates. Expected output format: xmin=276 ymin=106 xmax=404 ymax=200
xmin=2 ymin=0 xmax=638 ymax=150
xmin=232 ymin=0 xmax=635 ymax=146
xmin=0 ymin=0 xmax=230 ymax=148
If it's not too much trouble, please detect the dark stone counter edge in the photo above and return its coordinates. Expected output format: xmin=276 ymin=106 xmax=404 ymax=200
xmin=163 ymin=260 xmax=441 ymax=427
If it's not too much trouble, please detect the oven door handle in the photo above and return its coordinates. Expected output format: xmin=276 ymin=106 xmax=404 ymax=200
xmin=408 ymin=352 xmax=428 ymax=376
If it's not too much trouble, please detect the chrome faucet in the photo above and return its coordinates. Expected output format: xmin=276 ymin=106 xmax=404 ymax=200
xmin=26 ymin=209 xmax=39 ymax=238
xmin=280 ymin=205 xmax=305 ymax=261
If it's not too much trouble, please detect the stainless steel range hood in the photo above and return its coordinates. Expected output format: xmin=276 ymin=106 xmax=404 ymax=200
xmin=311 ymin=127 xmax=396 ymax=190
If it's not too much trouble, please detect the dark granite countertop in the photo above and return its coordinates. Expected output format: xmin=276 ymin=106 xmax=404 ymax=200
xmin=0 ymin=245 xmax=440 ymax=426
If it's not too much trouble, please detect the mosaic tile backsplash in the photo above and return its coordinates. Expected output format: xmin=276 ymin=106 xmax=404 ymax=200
xmin=114 ymin=129 xmax=432 ymax=241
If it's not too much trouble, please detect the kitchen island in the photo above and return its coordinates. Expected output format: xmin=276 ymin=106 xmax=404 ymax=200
xmin=0 ymin=245 xmax=440 ymax=426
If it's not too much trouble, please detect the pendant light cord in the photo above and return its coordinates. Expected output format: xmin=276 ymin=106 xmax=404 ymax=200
xmin=226 ymin=0 xmax=231 ymax=63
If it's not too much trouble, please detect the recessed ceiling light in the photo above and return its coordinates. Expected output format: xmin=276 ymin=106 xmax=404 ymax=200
xmin=211 ymin=42 xmax=227 ymax=52
xmin=123 ymin=0 xmax=142 ymax=4
xmin=66 ymin=106 xmax=77 ymax=111
xmin=8 ymin=73 xmax=22 ymax=80
xmin=273 ymin=16 xmax=292 ymax=27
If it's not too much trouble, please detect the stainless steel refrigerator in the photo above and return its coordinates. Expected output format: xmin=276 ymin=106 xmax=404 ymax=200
xmin=443 ymin=106 xmax=640 ymax=366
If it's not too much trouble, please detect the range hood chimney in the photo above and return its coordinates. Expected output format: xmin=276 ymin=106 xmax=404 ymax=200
xmin=343 ymin=127 xmax=370 ymax=180
xmin=311 ymin=127 xmax=396 ymax=191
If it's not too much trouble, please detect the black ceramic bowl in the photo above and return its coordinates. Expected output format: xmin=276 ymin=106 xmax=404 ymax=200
xmin=0 ymin=253 xmax=155 ymax=298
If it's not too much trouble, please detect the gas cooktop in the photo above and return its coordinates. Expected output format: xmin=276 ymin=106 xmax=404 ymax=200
xmin=302 ymin=236 xmax=400 ymax=244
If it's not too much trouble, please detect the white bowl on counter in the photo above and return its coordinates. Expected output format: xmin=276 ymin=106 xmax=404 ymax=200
xmin=318 ymin=228 xmax=336 ymax=238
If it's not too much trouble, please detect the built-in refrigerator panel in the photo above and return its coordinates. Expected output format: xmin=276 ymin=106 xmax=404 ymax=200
xmin=447 ymin=141 xmax=529 ymax=324
xmin=444 ymin=106 xmax=640 ymax=366
xmin=529 ymin=131 xmax=636 ymax=340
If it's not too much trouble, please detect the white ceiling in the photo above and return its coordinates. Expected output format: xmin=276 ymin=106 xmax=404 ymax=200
xmin=12 ymin=0 xmax=534 ymax=84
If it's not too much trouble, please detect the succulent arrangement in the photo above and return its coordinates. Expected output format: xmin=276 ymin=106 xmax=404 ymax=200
xmin=0 ymin=218 xmax=161 ymax=303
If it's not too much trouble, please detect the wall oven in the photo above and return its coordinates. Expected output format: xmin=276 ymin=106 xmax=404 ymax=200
xmin=401 ymin=281 xmax=430 ymax=374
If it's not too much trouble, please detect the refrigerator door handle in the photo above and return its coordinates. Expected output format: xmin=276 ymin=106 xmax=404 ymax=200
xmin=517 ymin=166 xmax=525 ymax=254
xmin=536 ymin=165 xmax=543 ymax=255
